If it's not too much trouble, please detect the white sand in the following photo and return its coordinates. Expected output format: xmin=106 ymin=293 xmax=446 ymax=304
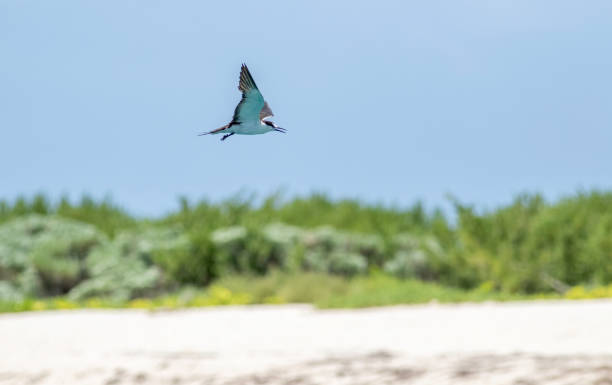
xmin=1 ymin=300 xmax=612 ymax=384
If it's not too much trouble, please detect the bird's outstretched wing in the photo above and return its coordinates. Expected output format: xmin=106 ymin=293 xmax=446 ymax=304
xmin=260 ymin=101 xmax=274 ymax=120
xmin=232 ymin=64 xmax=273 ymax=124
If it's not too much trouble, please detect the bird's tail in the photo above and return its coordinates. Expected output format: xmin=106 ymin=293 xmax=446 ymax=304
xmin=198 ymin=124 xmax=230 ymax=136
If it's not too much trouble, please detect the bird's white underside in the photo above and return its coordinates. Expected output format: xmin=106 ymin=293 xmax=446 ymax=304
xmin=229 ymin=121 xmax=274 ymax=135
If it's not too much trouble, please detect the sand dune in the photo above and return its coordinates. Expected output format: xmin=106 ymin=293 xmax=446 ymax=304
xmin=1 ymin=300 xmax=612 ymax=384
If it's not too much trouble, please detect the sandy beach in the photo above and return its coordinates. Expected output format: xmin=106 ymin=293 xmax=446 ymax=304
xmin=1 ymin=300 xmax=612 ymax=384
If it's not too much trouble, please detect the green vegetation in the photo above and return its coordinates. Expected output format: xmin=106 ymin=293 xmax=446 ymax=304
xmin=0 ymin=273 xmax=560 ymax=313
xmin=1 ymin=191 xmax=612 ymax=312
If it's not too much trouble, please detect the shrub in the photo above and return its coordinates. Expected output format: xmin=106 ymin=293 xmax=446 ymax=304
xmin=69 ymin=226 xmax=188 ymax=301
xmin=31 ymin=243 xmax=82 ymax=295
xmin=2 ymin=191 xmax=612 ymax=300
xmin=328 ymin=251 xmax=367 ymax=276
xmin=298 ymin=227 xmax=383 ymax=276
xmin=211 ymin=226 xmax=286 ymax=275
xmin=384 ymin=233 xmax=443 ymax=280
xmin=153 ymin=231 xmax=217 ymax=286
xmin=0 ymin=215 xmax=106 ymax=297
xmin=0 ymin=281 xmax=23 ymax=302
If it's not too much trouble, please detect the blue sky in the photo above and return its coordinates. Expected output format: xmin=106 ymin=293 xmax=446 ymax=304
xmin=1 ymin=1 xmax=611 ymax=216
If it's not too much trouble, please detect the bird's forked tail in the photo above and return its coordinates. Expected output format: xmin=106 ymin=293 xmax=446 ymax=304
xmin=198 ymin=123 xmax=231 ymax=136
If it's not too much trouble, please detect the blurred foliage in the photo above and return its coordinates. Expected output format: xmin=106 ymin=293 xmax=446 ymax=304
xmin=69 ymin=227 xmax=188 ymax=302
xmin=315 ymin=272 xmax=552 ymax=308
xmin=0 ymin=194 xmax=135 ymax=236
xmin=1 ymin=191 xmax=612 ymax=308
xmin=0 ymin=214 xmax=106 ymax=298
xmin=3 ymin=273 xmax=612 ymax=314
xmin=451 ymin=192 xmax=612 ymax=292
xmin=0 ymin=272 xmax=563 ymax=313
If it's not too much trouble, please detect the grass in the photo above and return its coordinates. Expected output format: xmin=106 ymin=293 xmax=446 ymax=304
xmin=315 ymin=275 xmax=559 ymax=308
xmin=216 ymin=271 xmax=549 ymax=308
xmin=3 ymin=273 xmax=612 ymax=314
xmin=5 ymin=272 xmax=600 ymax=314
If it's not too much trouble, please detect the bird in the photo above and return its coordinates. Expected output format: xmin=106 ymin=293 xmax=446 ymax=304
xmin=200 ymin=64 xmax=285 ymax=141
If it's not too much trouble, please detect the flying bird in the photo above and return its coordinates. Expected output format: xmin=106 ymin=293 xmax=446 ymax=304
xmin=200 ymin=64 xmax=285 ymax=141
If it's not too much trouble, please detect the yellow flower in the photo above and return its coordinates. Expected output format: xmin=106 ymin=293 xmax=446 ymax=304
xmin=128 ymin=299 xmax=153 ymax=309
xmin=52 ymin=299 xmax=78 ymax=310
xmin=564 ymin=285 xmax=586 ymax=299
xmin=31 ymin=301 xmax=47 ymax=311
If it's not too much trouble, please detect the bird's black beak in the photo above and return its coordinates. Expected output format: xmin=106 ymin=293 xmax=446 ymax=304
xmin=274 ymin=127 xmax=286 ymax=133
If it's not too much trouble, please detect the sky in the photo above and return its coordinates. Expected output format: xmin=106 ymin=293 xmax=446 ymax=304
xmin=1 ymin=1 xmax=611 ymax=216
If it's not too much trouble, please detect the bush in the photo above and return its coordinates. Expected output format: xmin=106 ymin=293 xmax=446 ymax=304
xmin=69 ymin=226 xmax=188 ymax=301
xmin=384 ymin=233 xmax=443 ymax=280
xmin=0 ymin=281 xmax=23 ymax=302
xmin=298 ymin=227 xmax=383 ymax=276
xmin=3 ymin=191 xmax=612 ymax=301
xmin=0 ymin=215 xmax=106 ymax=298
xmin=211 ymin=226 xmax=286 ymax=275
xmin=31 ymin=243 xmax=82 ymax=295
xmin=328 ymin=251 xmax=367 ymax=276
xmin=153 ymin=232 xmax=217 ymax=286
xmin=450 ymin=192 xmax=612 ymax=292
